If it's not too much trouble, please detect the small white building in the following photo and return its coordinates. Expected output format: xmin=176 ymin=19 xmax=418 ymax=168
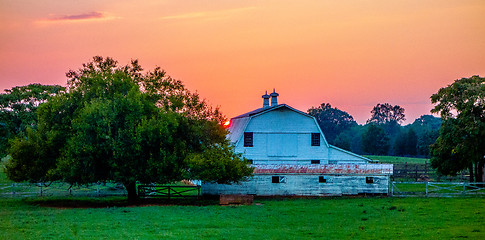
xmin=203 ymin=91 xmax=393 ymax=196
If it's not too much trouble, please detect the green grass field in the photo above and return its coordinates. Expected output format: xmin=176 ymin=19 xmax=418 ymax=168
xmin=0 ymin=197 xmax=484 ymax=239
xmin=364 ymin=155 xmax=429 ymax=164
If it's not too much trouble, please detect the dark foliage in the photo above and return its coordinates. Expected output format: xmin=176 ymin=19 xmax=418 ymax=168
xmin=308 ymin=103 xmax=357 ymax=144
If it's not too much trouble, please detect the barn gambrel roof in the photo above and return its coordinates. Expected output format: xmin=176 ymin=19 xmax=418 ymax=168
xmin=227 ymin=103 xmax=372 ymax=163
xmin=227 ymin=104 xmax=329 ymax=147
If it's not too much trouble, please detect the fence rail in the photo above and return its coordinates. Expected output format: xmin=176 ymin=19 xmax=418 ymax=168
xmin=0 ymin=182 xmax=202 ymax=199
xmin=0 ymin=182 xmax=127 ymax=198
xmin=391 ymin=182 xmax=485 ymax=197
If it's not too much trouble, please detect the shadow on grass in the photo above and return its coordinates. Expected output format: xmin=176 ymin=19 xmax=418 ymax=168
xmin=23 ymin=196 xmax=219 ymax=208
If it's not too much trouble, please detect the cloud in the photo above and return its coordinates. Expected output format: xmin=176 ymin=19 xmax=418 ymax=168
xmin=50 ymin=12 xmax=105 ymax=21
xmin=36 ymin=11 xmax=119 ymax=25
xmin=161 ymin=7 xmax=257 ymax=21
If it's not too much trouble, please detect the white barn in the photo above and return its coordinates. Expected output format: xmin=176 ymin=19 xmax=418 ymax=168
xmin=202 ymin=91 xmax=393 ymax=196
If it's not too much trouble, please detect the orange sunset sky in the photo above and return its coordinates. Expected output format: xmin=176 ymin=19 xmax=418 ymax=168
xmin=1 ymin=0 xmax=484 ymax=124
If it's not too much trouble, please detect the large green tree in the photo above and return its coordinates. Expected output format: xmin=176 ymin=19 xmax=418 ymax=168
xmin=308 ymin=103 xmax=357 ymax=144
xmin=430 ymin=75 xmax=485 ymax=182
xmin=0 ymin=84 xmax=65 ymax=156
xmin=5 ymin=56 xmax=252 ymax=201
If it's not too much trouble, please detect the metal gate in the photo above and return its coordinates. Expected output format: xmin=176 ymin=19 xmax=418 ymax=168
xmin=137 ymin=185 xmax=201 ymax=199
xmin=391 ymin=182 xmax=485 ymax=197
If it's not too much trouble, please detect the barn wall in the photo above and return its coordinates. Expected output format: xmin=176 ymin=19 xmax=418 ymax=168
xmin=236 ymin=108 xmax=329 ymax=163
xmin=202 ymin=174 xmax=390 ymax=196
xmin=327 ymin=146 xmax=368 ymax=164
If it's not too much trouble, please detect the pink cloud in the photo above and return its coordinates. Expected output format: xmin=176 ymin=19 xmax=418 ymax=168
xmin=49 ymin=11 xmax=104 ymax=21
xmin=36 ymin=11 xmax=118 ymax=25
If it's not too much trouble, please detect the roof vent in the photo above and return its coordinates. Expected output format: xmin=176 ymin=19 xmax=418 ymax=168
xmin=270 ymin=89 xmax=279 ymax=106
xmin=262 ymin=91 xmax=270 ymax=108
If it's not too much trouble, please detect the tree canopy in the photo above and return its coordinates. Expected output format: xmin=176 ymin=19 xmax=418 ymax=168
xmin=361 ymin=124 xmax=390 ymax=155
xmin=5 ymin=56 xmax=252 ymax=201
xmin=308 ymin=103 xmax=357 ymax=144
xmin=367 ymin=103 xmax=405 ymax=125
xmin=0 ymin=84 xmax=65 ymax=156
xmin=410 ymin=115 xmax=441 ymax=157
xmin=430 ymin=75 xmax=484 ymax=182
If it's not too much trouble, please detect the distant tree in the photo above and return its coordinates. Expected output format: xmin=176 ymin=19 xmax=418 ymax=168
xmin=0 ymin=84 xmax=65 ymax=156
xmin=348 ymin=125 xmax=365 ymax=154
xmin=412 ymin=115 xmax=442 ymax=130
xmin=367 ymin=103 xmax=405 ymax=125
xmin=333 ymin=132 xmax=352 ymax=151
xmin=393 ymin=130 xmax=407 ymax=156
xmin=411 ymin=115 xmax=441 ymax=157
xmin=308 ymin=103 xmax=357 ymax=144
xmin=430 ymin=75 xmax=485 ymax=182
xmin=417 ymin=129 xmax=439 ymax=157
xmin=405 ymin=128 xmax=418 ymax=156
xmin=5 ymin=56 xmax=252 ymax=201
xmin=361 ymin=124 xmax=390 ymax=155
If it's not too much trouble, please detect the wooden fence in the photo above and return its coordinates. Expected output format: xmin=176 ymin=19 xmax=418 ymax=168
xmin=0 ymin=182 xmax=127 ymax=198
xmin=137 ymin=185 xmax=201 ymax=199
xmin=392 ymin=162 xmax=468 ymax=182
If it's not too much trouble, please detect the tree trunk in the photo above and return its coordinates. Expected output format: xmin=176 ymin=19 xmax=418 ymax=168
xmin=476 ymin=161 xmax=484 ymax=183
xmin=124 ymin=181 xmax=138 ymax=203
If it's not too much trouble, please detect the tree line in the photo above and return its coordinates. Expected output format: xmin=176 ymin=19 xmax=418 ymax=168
xmin=308 ymin=103 xmax=441 ymax=158
xmin=308 ymin=76 xmax=484 ymax=182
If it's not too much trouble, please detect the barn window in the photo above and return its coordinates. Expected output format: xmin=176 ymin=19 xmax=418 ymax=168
xmin=366 ymin=177 xmax=374 ymax=184
xmin=272 ymin=176 xmax=286 ymax=183
xmin=311 ymin=160 xmax=320 ymax=164
xmin=244 ymin=132 xmax=253 ymax=147
xmin=319 ymin=176 xmax=327 ymax=183
xmin=311 ymin=133 xmax=320 ymax=146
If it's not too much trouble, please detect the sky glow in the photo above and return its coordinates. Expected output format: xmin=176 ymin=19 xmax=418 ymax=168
xmin=1 ymin=0 xmax=484 ymax=124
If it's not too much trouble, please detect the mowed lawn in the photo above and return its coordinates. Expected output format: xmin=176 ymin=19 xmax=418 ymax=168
xmin=364 ymin=155 xmax=429 ymax=164
xmin=1 ymin=197 xmax=484 ymax=239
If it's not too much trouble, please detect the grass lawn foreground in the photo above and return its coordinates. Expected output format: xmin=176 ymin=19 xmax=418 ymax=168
xmin=0 ymin=197 xmax=484 ymax=239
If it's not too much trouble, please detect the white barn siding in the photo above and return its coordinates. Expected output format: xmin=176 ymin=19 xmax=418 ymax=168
xmin=327 ymin=146 xmax=368 ymax=164
xmin=235 ymin=107 xmax=330 ymax=164
xmin=202 ymin=175 xmax=390 ymax=196
xmin=202 ymin=164 xmax=393 ymax=196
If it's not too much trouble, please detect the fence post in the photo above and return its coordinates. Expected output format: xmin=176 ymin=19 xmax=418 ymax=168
xmin=404 ymin=162 xmax=408 ymax=177
xmin=463 ymin=182 xmax=466 ymax=195
xmin=425 ymin=161 xmax=427 ymax=176
xmin=12 ymin=183 xmax=15 ymax=195
xmin=415 ymin=165 xmax=418 ymax=181
xmin=426 ymin=182 xmax=428 ymax=197
xmin=168 ymin=187 xmax=171 ymax=200
xmin=40 ymin=185 xmax=43 ymax=197
xmin=97 ymin=183 xmax=100 ymax=197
